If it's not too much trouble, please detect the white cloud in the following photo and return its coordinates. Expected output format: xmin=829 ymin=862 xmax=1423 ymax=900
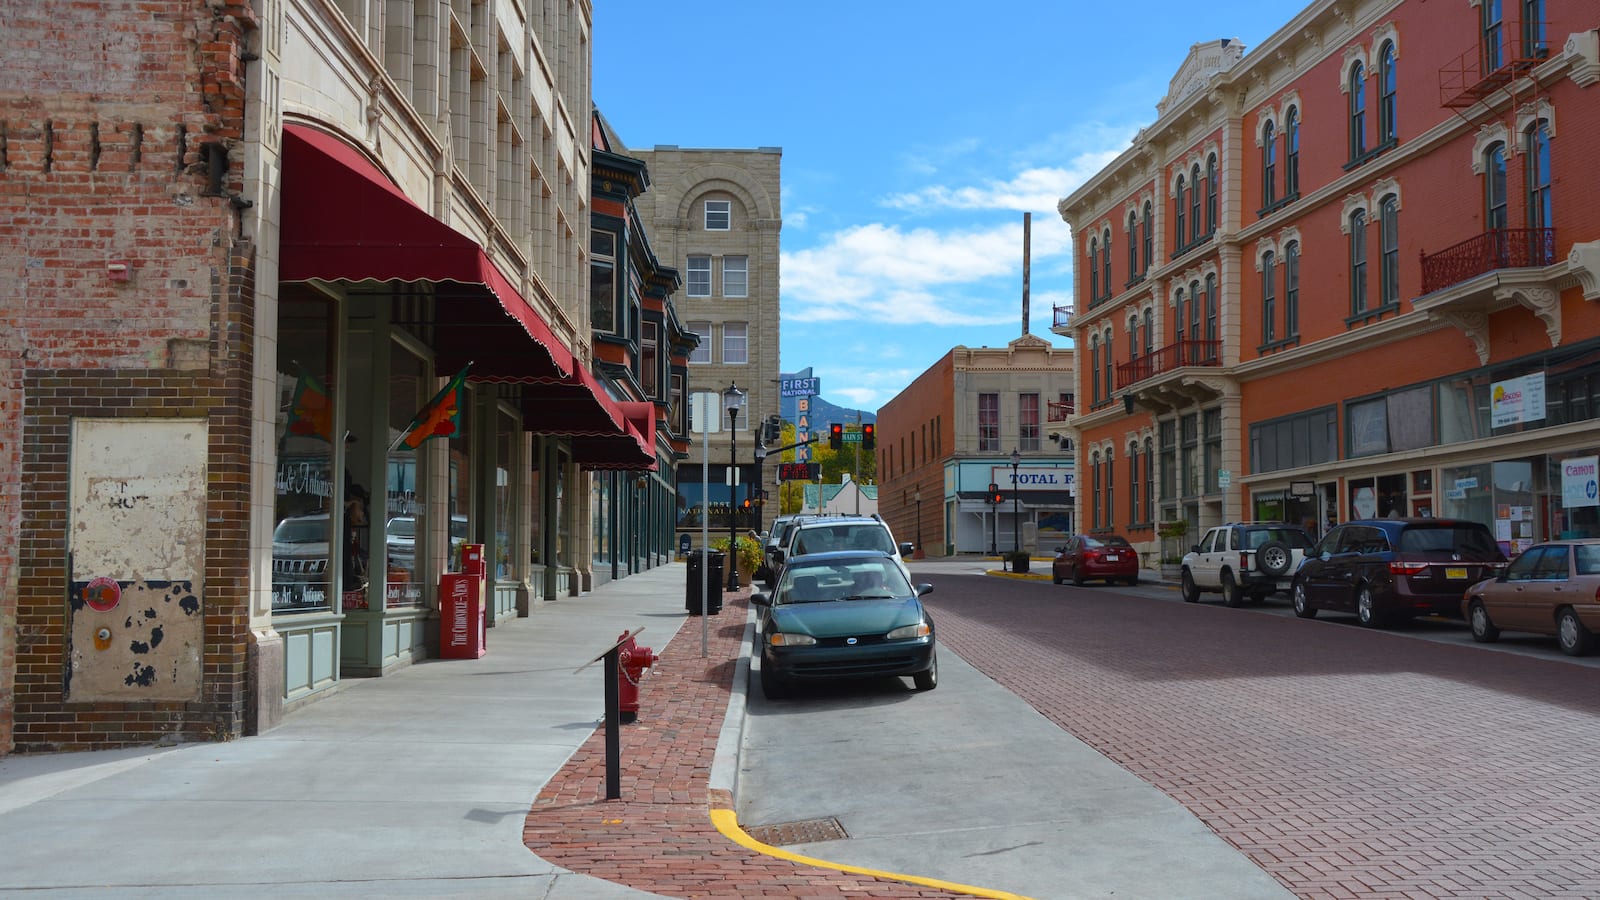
xmin=882 ymin=149 xmax=1125 ymax=215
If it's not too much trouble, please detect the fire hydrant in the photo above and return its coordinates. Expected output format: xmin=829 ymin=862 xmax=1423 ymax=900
xmin=617 ymin=631 xmax=659 ymax=724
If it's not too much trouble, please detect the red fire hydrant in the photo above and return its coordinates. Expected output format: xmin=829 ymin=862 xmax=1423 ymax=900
xmin=617 ymin=631 xmax=659 ymax=724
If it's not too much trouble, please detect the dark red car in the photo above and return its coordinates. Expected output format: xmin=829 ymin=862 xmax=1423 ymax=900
xmin=1052 ymin=534 xmax=1139 ymax=586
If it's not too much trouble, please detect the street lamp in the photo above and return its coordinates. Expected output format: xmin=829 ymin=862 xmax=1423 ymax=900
xmin=723 ymin=383 xmax=745 ymax=591
xmin=914 ymin=486 xmax=923 ymax=559
xmin=1010 ymin=448 xmax=1022 ymax=560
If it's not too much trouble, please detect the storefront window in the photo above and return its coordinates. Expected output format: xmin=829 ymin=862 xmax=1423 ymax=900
xmin=383 ymin=347 xmax=428 ymax=609
xmin=1551 ymin=452 xmax=1600 ymax=538
xmin=592 ymin=472 xmax=612 ymax=570
xmin=495 ymin=411 xmax=515 ymax=581
xmin=445 ymin=386 xmax=472 ymax=585
xmin=272 ymin=291 xmax=337 ymax=614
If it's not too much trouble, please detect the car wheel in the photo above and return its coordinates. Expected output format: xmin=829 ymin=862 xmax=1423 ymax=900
xmin=1126 ymin=575 xmax=1139 ymax=587
xmin=1468 ymin=600 xmax=1500 ymax=643
xmin=1072 ymin=566 xmax=1085 ymax=587
xmin=1292 ymin=580 xmax=1317 ymax=619
xmin=1257 ymin=540 xmax=1294 ymax=577
xmin=1221 ymin=571 xmax=1244 ymax=608
xmin=913 ymin=652 xmax=938 ymax=691
xmin=1557 ymin=608 xmax=1594 ymax=657
xmin=759 ymin=663 xmax=789 ymax=700
xmin=1180 ymin=569 xmax=1200 ymax=603
xmin=1356 ymin=585 xmax=1384 ymax=627
xmin=1052 ymin=569 xmax=1063 ymax=585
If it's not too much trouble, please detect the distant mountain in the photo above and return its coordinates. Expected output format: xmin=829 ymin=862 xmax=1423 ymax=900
xmin=800 ymin=395 xmax=874 ymax=429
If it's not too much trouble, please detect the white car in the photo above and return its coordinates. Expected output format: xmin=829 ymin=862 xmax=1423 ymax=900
xmin=1180 ymin=522 xmax=1315 ymax=607
xmin=775 ymin=515 xmax=914 ymax=585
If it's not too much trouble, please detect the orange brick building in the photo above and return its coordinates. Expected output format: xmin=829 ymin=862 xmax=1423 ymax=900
xmin=1057 ymin=2 xmax=1600 ymax=565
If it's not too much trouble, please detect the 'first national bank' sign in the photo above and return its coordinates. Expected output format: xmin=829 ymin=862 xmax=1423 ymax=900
xmin=991 ymin=466 xmax=1074 ymax=491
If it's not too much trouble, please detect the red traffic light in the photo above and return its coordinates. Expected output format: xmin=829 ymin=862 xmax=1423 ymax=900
xmin=829 ymin=422 xmax=844 ymax=450
xmin=988 ymin=482 xmax=1002 ymax=504
xmin=862 ymin=422 xmax=875 ymax=450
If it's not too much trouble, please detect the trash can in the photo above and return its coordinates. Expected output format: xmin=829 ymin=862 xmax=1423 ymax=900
xmin=685 ymin=549 xmax=724 ymax=615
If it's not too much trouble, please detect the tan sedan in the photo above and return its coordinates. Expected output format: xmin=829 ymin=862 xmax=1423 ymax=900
xmin=1463 ymin=539 xmax=1600 ymax=656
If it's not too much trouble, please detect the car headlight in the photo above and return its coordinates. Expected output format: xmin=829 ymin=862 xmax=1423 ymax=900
xmin=769 ymin=633 xmax=816 ymax=647
xmin=887 ymin=622 xmax=931 ymax=640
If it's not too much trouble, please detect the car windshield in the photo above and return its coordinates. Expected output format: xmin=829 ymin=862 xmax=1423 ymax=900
xmin=1244 ymin=528 xmax=1314 ymax=549
xmin=792 ymin=524 xmax=893 ymax=556
xmin=273 ymin=516 xmax=327 ymax=543
xmin=387 ymin=518 xmax=415 ymax=538
xmin=777 ymin=559 xmax=912 ymax=604
xmin=1396 ymin=524 xmax=1501 ymax=558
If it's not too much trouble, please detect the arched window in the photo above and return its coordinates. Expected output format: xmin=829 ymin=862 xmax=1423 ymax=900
xmin=1127 ymin=211 xmax=1139 ymax=278
xmin=1188 ymin=279 xmax=1202 ymax=343
xmin=1483 ymin=0 xmax=1505 ymax=72
xmin=1104 ymin=447 xmax=1115 ymax=529
xmin=1128 ymin=315 xmax=1139 ymax=359
xmin=1378 ymin=42 xmax=1398 ymax=145
xmin=1091 ymin=451 xmax=1103 ymax=529
xmin=1205 ymin=155 xmax=1218 ymax=234
xmin=1101 ymin=228 xmax=1113 ymax=297
xmin=1523 ymin=0 xmax=1547 ymax=58
xmin=1204 ymin=273 xmax=1218 ymax=354
xmin=1262 ymin=121 xmax=1278 ymax=207
xmin=1089 ymin=333 xmax=1101 ymax=404
xmin=1350 ymin=209 xmax=1369 ymax=314
xmin=1174 ymin=176 xmax=1187 ymax=247
xmin=1285 ymin=107 xmax=1300 ymax=197
xmin=1141 ymin=308 xmax=1153 ymax=357
xmin=1173 ymin=287 xmax=1186 ymax=344
xmin=1189 ymin=164 xmax=1203 ymax=242
xmin=1128 ymin=443 xmax=1140 ymax=526
xmin=1349 ymin=62 xmax=1368 ymax=161
xmin=1284 ymin=241 xmax=1301 ymax=337
xmin=1262 ymin=250 xmax=1278 ymax=344
xmin=1485 ymin=142 xmax=1508 ymax=230
xmin=1103 ymin=327 xmax=1114 ymax=405
xmin=1379 ymin=194 xmax=1400 ymax=307
xmin=1143 ymin=436 xmax=1155 ymax=519
xmin=1526 ymin=121 xmax=1552 ymax=231
xmin=1141 ymin=201 xmax=1153 ymax=272
xmin=1088 ymin=236 xmax=1100 ymax=301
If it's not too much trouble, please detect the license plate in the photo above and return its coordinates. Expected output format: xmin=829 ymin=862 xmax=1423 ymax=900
xmin=1104 ymin=554 xmax=1119 ymax=561
xmin=1445 ymin=567 xmax=1467 ymax=579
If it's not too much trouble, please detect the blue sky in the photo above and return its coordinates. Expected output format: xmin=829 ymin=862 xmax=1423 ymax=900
xmin=593 ymin=2 xmax=1289 ymax=412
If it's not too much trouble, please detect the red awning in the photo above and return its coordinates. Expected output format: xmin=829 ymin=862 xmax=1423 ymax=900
xmin=279 ymin=123 xmax=574 ymax=381
xmin=572 ymin=401 xmax=657 ymax=471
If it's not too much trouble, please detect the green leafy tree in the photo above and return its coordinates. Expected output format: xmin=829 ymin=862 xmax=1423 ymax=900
xmin=773 ymin=420 xmax=877 ymax=514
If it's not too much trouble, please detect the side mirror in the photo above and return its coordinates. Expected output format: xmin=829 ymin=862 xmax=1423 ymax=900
xmin=1191 ymin=544 xmax=1201 ymax=554
xmin=772 ymin=549 xmax=785 ymax=564
xmin=899 ymin=542 xmax=914 ymax=556
xmin=750 ymin=593 xmax=771 ymax=607
xmin=1055 ymin=546 xmax=1066 ymax=554
xmin=916 ymin=583 xmax=934 ymax=596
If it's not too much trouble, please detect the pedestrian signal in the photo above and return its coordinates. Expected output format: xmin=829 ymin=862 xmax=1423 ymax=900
xmin=989 ymin=482 xmax=1002 ymax=505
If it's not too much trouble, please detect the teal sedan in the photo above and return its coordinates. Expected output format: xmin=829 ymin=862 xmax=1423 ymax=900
xmin=750 ymin=550 xmax=937 ymax=700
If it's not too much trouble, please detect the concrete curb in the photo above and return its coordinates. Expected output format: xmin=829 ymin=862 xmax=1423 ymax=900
xmin=707 ymin=604 xmax=756 ymax=811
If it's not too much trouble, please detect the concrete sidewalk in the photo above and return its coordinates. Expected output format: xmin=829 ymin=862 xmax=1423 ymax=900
xmin=0 ymin=564 xmax=695 ymax=898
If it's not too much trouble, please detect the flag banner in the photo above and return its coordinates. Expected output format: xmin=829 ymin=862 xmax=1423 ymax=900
xmin=393 ymin=365 xmax=471 ymax=451
xmin=285 ymin=371 xmax=334 ymax=441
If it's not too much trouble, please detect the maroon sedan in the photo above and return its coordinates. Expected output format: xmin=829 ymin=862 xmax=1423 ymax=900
xmin=1052 ymin=535 xmax=1139 ymax=586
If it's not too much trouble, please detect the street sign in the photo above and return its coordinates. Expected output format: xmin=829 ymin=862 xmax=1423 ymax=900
xmin=1218 ymin=469 xmax=1232 ymax=488
xmin=839 ymin=431 xmax=863 ymax=444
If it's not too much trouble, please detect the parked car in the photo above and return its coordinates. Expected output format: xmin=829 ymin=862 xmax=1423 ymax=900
xmin=1462 ymin=539 xmax=1600 ymax=656
xmin=750 ymin=550 xmax=936 ymax=699
xmin=762 ymin=514 xmax=814 ymax=587
xmin=1181 ymin=522 xmax=1315 ymax=606
xmin=271 ymin=512 xmax=331 ymax=607
xmin=773 ymin=515 xmax=913 ymax=584
xmin=1052 ymin=534 xmax=1139 ymax=586
xmin=1291 ymin=517 xmax=1506 ymax=626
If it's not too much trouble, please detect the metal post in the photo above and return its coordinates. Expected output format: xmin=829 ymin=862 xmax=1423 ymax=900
xmin=915 ymin=488 xmax=923 ymax=557
xmin=723 ymin=383 xmax=745 ymax=592
xmin=1010 ymin=448 xmax=1022 ymax=557
xmin=603 ymin=646 xmax=621 ymax=799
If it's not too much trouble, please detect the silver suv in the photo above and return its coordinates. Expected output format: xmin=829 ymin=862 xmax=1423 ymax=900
xmin=1180 ymin=522 xmax=1315 ymax=607
xmin=775 ymin=515 xmax=914 ymax=584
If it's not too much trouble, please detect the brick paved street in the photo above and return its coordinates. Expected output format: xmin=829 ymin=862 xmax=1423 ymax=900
xmin=923 ymin=573 xmax=1600 ymax=899
xmin=523 ymin=587 xmax=974 ymax=899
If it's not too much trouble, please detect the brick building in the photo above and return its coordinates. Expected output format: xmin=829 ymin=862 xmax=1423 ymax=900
xmin=0 ymin=0 xmax=689 ymax=754
xmin=1056 ymin=1 xmax=1600 ymax=568
xmin=877 ymin=336 xmax=1076 ymax=558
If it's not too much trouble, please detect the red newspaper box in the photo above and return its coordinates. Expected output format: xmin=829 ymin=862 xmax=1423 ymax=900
xmin=439 ymin=573 xmax=486 ymax=659
xmin=460 ymin=543 xmax=486 ymax=578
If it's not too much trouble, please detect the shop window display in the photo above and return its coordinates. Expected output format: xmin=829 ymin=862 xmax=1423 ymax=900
xmin=272 ymin=293 xmax=338 ymax=613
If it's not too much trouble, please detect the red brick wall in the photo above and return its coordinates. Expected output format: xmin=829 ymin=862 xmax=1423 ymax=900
xmin=1 ymin=0 xmax=257 ymax=754
xmin=878 ymin=354 xmax=955 ymax=556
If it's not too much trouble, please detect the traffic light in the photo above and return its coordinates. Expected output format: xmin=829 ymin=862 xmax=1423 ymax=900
xmin=989 ymin=482 xmax=1003 ymax=505
xmin=829 ymin=422 xmax=843 ymax=450
xmin=862 ymin=423 xmax=875 ymax=450
xmin=764 ymin=415 xmax=781 ymax=445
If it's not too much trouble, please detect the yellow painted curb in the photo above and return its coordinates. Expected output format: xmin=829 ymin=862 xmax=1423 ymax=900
xmin=709 ymin=808 xmax=1035 ymax=900
xmin=985 ymin=569 xmax=1051 ymax=580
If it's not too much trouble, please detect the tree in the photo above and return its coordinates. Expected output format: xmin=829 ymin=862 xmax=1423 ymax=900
xmin=773 ymin=420 xmax=877 ymax=514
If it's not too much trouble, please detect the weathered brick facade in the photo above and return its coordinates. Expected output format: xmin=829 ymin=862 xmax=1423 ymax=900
xmin=1 ymin=0 xmax=258 ymax=753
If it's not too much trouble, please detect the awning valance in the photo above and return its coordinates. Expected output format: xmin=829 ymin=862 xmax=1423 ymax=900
xmin=279 ymin=123 xmax=573 ymax=381
xmin=570 ymin=402 xmax=657 ymax=471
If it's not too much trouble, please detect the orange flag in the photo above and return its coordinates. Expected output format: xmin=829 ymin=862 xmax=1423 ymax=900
xmin=394 ymin=365 xmax=471 ymax=451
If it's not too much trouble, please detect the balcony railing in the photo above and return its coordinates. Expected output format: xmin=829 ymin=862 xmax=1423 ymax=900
xmin=1115 ymin=338 xmax=1221 ymax=390
xmin=1420 ymin=228 xmax=1556 ymax=295
xmin=1047 ymin=400 xmax=1075 ymax=422
xmin=1053 ymin=304 xmax=1074 ymax=328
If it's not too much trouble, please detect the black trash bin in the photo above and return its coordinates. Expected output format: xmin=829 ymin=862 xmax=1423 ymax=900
xmin=685 ymin=549 xmax=724 ymax=615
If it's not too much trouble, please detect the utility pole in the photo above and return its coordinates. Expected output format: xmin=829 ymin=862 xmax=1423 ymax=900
xmin=854 ymin=409 xmax=861 ymax=515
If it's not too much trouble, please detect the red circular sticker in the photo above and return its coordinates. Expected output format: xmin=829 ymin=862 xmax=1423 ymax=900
xmin=84 ymin=577 xmax=121 ymax=612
